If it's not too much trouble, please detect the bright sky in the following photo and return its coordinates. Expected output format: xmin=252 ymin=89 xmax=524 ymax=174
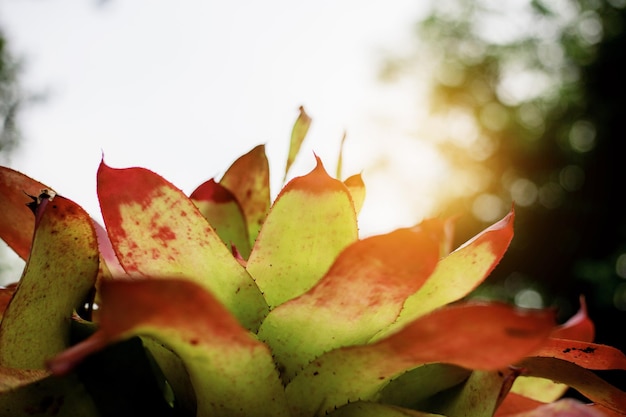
xmin=0 ymin=1 xmax=453 ymax=279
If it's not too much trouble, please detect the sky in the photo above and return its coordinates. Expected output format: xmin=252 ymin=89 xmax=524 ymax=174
xmin=0 ymin=0 xmax=452 ymax=278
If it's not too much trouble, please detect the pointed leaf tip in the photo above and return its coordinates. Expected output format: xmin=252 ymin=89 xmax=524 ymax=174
xmin=247 ymin=156 xmax=358 ymax=307
xmin=284 ymin=105 xmax=312 ymax=182
xmin=97 ymin=160 xmax=268 ymax=331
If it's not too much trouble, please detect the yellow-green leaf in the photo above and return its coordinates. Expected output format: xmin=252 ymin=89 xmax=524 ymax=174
xmin=284 ymin=105 xmax=312 ymax=183
xmin=0 ymin=195 xmax=99 ymax=369
xmin=422 ymin=370 xmax=519 ymax=417
xmin=343 ymin=173 xmax=365 ymax=215
xmin=246 ymin=156 xmax=358 ymax=308
xmin=97 ymin=160 xmax=268 ymax=330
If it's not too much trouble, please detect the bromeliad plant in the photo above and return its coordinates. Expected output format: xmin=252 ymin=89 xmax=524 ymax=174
xmin=0 ymin=107 xmax=626 ymax=417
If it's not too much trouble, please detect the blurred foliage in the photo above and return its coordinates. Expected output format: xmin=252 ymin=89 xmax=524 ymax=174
xmin=0 ymin=29 xmax=23 ymax=162
xmin=381 ymin=0 xmax=626 ymax=359
xmin=0 ymin=29 xmax=26 ymax=283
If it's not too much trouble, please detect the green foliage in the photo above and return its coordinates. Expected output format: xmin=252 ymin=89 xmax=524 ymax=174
xmin=0 ymin=108 xmax=625 ymax=416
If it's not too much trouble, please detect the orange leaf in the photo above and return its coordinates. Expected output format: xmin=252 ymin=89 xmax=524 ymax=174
xmin=374 ymin=208 xmax=515 ymax=340
xmin=517 ymin=357 xmax=626 ymax=414
xmin=0 ymin=166 xmax=51 ymax=260
xmin=532 ymin=339 xmax=626 ymax=371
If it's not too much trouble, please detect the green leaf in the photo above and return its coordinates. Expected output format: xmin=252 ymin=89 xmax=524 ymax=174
xmin=0 ymin=373 xmax=99 ymax=417
xmin=419 ymin=369 xmax=518 ymax=417
xmin=284 ymin=105 xmax=312 ymax=183
xmin=373 ymin=208 xmax=514 ymax=340
xmin=190 ymin=178 xmax=251 ymax=259
xmin=219 ymin=144 xmax=271 ymax=247
xmin=246 ymin=156 xmax=358 ymax=308
xmin=258 ymin=226 xmax=440 ymax=382
xmin=48 ymin=278 xmax=291 ymax=417
xmin=0 ymin=166 xmax=51 ymax=261
xmin=377 ymin=363 xmax=471 ymax=410
xmin=0 ymin=195 xmax=99 ymax=369
xmin=285 ymin=302 xmax=555 ymax=417
xmin=97 ymin=160 xmax=268 ymax=331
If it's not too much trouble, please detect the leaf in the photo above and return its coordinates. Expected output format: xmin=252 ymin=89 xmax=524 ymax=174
xmin=550 ymin=296 xmax=594 ymax=342
xmin=48 ymin=278 xmax=291 ymax=417
xmin=0 ymin=367 xmax=49 ymax=393
xmin=0 ymin=166 xmax=51 ymax=260
xmin=421 ymin=369 xmax=520 ymax=417
xmin=219 ymin=144 xmax=271 ymax=247
xmin=285 ymin=302 xmax=555 ymax=417
xmin=374 ymin=208 xmax=514 ymax=340
xmin=0 ymin=195 xmax=99 ymax=369
xmin=331 ymin=401 xmax=442 ymax=417
xmin=284 ymin=105 xmax=312 ymax=183
xmin=378 ymin=363 xmax=471 ymax=409
xmin=96 ymin=160 xmax=268 ymax=330
xmin=495 ymin=392 xmax=547 ymax=416
xmin=336 ymin=131 xmax=347 ymax=180
xmin=343 ymin=173 xmax=365 ymax=215
xmin=511 ymin=298 xmax=596 ymax=403
xmin=246 ymin=156 xmax=359 ymax=308
xmin=0 ymin=283 xmax=16 ymax=321
xmin=516 ymin=357 xmax=626 ymax=414
xmin=510 ymin=375 xmax=570 ymax=406
xmin=258 ymin=225 xmax=441 ymax=382
xmin=190 ymin=178 xmax=251 ymax=259
xmin=532 ymin=339 xmax=626 ymax=371
xmin=0 ymin=372 xmax=100 ymax=417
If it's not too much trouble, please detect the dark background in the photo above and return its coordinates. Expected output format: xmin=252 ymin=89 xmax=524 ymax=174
xmin=380 ymin=0 xmax=626 ymax=391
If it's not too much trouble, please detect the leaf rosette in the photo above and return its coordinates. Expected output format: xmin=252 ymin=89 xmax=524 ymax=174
xmin=0 ymin=108 xmax=625 ymax=417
